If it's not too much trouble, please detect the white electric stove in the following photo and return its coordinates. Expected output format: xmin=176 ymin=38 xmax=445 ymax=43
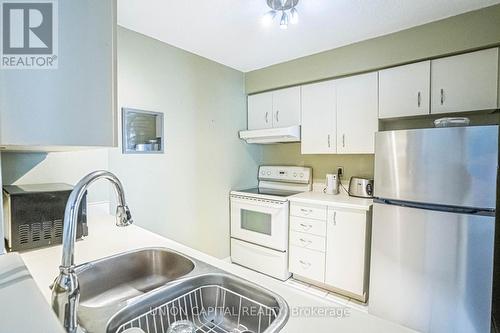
xmin=230 ymin=165 xmax=312 ymax=280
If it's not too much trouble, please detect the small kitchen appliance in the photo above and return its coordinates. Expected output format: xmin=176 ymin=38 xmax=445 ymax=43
xmin=348 ymin=177 xmax=374 ymax=198
xmin=3 ymin=183 xmax=88 ymax=251
xmin=230 ymin=166 xmax=312 ymax=280
xmin=325 ymin=173 xmax=339 ymax=195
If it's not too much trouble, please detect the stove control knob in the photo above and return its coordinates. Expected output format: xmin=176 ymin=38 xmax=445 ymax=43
xmin=300 ymin=173 xmax=304 ymax=178
xmin=293 ymin=172 xmax=297 ymax=177
xmin=261 ymin=170 xmax=265 ymax=175
xmin=267 ymin=171 xmax=271 ymax=176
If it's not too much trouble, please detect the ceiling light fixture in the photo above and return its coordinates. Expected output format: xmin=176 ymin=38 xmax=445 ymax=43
xmin=263 ymin=0 xmax=299 ymax=29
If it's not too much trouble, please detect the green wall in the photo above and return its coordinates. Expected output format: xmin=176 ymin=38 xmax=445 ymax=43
xmin=262 ymin=143 xmax=374 ymax=181
xmin=110 ymin=27 xmax=261 ymax=259
xmin=245 ymin=4 xmax=500 ymax=93
xmin=250 ymin=4 xmax=500 ymax=182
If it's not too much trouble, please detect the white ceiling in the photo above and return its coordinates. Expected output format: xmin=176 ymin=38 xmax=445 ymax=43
xmin=118 ymin=0 xmax=500 ymax=72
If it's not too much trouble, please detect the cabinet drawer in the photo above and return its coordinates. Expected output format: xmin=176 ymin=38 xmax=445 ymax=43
xmin=290 ymin=216 xmax=326 ymax=236
xmin=290 ymin=231 xmax=326 ymax=252
xmin=290 ymin=203 xmax=327 ymax=220
xmin=289 ymin=246 xmax=325 ymax=282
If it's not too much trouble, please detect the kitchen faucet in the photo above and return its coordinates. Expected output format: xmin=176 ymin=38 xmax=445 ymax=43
xmin=51 ymin=171 xmax=133 ymax=333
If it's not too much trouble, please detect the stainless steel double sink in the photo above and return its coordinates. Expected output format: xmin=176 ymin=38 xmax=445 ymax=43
xmin=74 ymin=248 xmax=289 ymax=333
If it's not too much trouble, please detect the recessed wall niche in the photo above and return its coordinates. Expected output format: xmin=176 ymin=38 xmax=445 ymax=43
xmin=122 ymin=108 xmax=164 ymax=154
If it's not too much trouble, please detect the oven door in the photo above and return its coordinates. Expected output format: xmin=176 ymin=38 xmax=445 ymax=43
xmin=230 ymin=195 xmax=289 ymax=251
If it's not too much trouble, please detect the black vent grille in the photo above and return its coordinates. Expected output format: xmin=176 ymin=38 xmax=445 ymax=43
xmin=15 ymin=219 xmax=67 ymax=249
xmin=43 ymin=221 xmax=52 ymax=240
xmin=18 ymin=224 xmax=29 ymax=244
xmin=54 ymin=219 xmax=63 ymax=238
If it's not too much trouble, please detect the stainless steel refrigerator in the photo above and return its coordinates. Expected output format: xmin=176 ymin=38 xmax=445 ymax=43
xmin=369 ymin=125 xmax=498 ymax=333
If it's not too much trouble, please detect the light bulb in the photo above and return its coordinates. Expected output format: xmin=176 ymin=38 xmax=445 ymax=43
xmin=280 ymin=12 xmax=289 ymax=29
xmin=262 ymin=10 xmax=277 ymax=26
xmin=290 ymin=7 xmax=299 ymax=24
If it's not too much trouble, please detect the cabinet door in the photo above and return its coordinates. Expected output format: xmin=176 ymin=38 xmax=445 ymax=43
xmin=431 ymin=48 xmax=499 ymax=114
xmin=301 ymin=81 xmax=336 ymax=154
xmin=247 ymin=92 xmax=273 ymax=130
xmin=379 ymin=61 xmax=430 ymax=119
xmin=0 ymin=0 xmax=116 ymax=148
xmin=336 ymin=72 xmax=378 ymax=154
xmin=325 ymin=208 xmax=368 ymax=297
xmin=272 ymin=87 xmax=301 ymax=128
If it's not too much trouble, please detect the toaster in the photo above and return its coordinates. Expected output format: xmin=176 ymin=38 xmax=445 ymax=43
xmin=348 ymin=177 xmax=374 ymax=198
xmin=3 ymin=183 xmax=88 ymax=251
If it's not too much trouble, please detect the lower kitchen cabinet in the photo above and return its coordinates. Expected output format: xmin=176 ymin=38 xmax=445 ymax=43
xmin=289 ymin=202 xmax=372 ymax=302
xmin=289 ymin=246 xmax=326 ymax=282
xmin=325 ymin=207 xmax=371 ymax=300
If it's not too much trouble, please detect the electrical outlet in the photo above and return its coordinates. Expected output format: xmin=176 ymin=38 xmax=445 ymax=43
xmin=337 ymin=167 xmax=344 ymax=179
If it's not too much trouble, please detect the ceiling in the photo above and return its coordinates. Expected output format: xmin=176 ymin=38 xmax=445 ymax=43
xmin=118 ymin=0 xmax=500 ymax=72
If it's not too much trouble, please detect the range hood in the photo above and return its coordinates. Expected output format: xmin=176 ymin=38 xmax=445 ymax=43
xmin=239 ymin=125 xmax=301 ymax=144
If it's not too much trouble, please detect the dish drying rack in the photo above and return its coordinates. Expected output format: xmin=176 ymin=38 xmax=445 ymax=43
xmin=116 ymin=285 xmax=278 ymax=333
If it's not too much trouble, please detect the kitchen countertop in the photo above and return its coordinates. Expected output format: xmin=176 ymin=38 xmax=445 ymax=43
xmin=0 ymin=252 xmax=66 ymax=333
xmin=17 ymin=206 xmax=412 ymax=333
xmin=289 ymin=190 xmax=373 ymax=211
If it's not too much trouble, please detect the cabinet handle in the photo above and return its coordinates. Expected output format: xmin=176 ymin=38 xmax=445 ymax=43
xmin=417 ymin=92 xmax=421 ymax=107
xmin=299 ymin=238 xmax=312 ymax=245
xmin=276 ymin=110 xmax=279 ymax=123
xmin=299 ymin=223 xmax=312 ymax=230
xmin=440 ymin=89 xmax=445 ymax=105
xmin=327 ymin=134 xmax=331 ymax=148
xmin=342 ymin=134 xmax=346 ymax=148
xmin=300 ymin=208 xmax=312 ymax=215
xmin=299 ymin=260 xmax=311 ymax=267
xmin=333 ymin=211 xmax=337 ymax=226
xmin=265 ymin=111 xmax=269 ymax=123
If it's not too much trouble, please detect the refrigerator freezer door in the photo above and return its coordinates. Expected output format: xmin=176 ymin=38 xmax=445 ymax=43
xmin=369 ymin=203 xmax=495 ymax=333
xmin=374 ymin=126 xmax=498 ymax=209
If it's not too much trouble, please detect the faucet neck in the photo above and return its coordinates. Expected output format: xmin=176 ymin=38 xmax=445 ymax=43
xmin=60 ymin=170 xmax=130 ymax=268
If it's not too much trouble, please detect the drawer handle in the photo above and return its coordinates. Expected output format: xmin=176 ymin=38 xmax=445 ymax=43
xmin=300 ymin=208 xmax=313 ymax=215
xmin=299 ymin=260 xmax=311 ymax=267
xmin=299 ymin=238 xmax=312 ymax=246
xmin=299 ymin=223 xmax=312 ymax=230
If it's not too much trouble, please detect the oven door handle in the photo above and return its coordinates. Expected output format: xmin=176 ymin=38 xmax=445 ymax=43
xmin=230 ymin=196 xmax=286 ymax=209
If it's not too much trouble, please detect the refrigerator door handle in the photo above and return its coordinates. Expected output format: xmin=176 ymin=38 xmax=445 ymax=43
xmin=374 ymin=198 xmax=495 ymax=217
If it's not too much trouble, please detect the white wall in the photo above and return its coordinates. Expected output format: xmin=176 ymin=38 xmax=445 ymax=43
xmin=109 ymin=27 xmax=260 ymax=258
xmin=0 ymin=149 xmax=110 ymax=203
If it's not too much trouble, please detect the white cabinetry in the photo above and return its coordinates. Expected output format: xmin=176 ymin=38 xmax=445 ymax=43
xmin=379 ymin=61 xmax=431 ymax=118
xmin=325 ymin=207 xmax=370 ymax=299
xmin=0 ymin=0 xmax=117 ymax=149
xmin=336 ymin=72 xmax=378 ymax=154
xmin=248 ymin=92 xmax=273 ymax=130
xmin=289 ymin=201 xmax=371 ymax=302
xmin=273 ymin=87 xmax=301 ymax=127
xmin=247 ymin=87 xmax=301 ymax=130
xmin=431 ymin=48 xmax=499 ymax=114
xmin=301 ymin=81 xmax=336 ymax=154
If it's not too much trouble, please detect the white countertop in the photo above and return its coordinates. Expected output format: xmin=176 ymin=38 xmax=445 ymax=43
xmin=17 ymin=206 xmax=411 ymax=333
xmin=0 ymin=253 xmax=66 ymax=333
xmin=289 ymin=190 xmax=373 ymax=211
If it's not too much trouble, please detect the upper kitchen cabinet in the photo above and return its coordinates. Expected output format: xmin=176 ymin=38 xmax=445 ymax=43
xmin=379 ymin=61 xmax=431 ymax=119
xmin=248 ymin=92 xmax=273 ymax=130
xmin=336 ymin=72 xmax=378 ymax=154
xmin=0 ymin=0 xmax=117 ymax=150
xmin=301 ymin=81 xmax=336 ymax=154
xmin=247 ymin=87 xmax=301 ymax=130
xmin=272 ymin=87 xmax=301 ymax=128
xmin=431 ymin=48 xmax=499 ymax=114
